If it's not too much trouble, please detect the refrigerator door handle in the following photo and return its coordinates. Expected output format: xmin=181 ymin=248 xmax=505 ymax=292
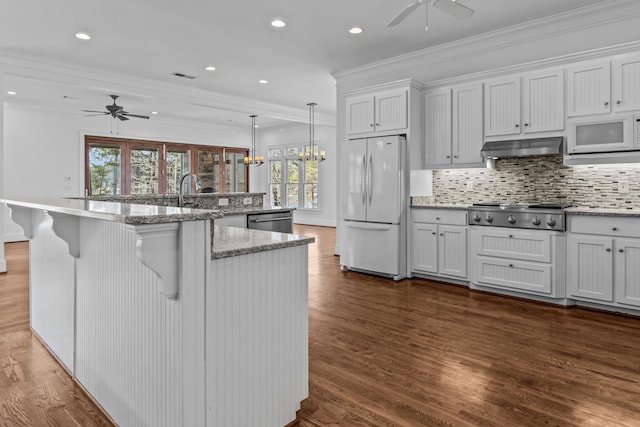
xmin=361 ymin=154 xmax=367 ymax=206
xmin=368 ymin=153 xmax=373 ymax=206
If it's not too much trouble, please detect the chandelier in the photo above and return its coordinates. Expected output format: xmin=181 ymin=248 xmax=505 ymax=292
xmin=298 ymin=103 xmax=326 ymax=163
xmin=244 ymin=114 xmax=263 ymax=166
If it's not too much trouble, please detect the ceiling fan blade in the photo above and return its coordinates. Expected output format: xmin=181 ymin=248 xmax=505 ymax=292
xmin=82 ymin=109 xmax=108 ymax=114
xmin=84 ymin=113 xmax=109 ymax=117
xmin=122 ymin=113 xmax=150 ymax=119
xmin=117 ymin=115 xmax=130 ymax=121
xmin=432 ymin=0 xmax=474 ymax=19
xmin=387 ymin=0 xmax=423 ymax=27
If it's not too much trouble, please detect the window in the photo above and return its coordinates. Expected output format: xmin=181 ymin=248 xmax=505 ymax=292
xmin=268 ymin=144 xmax=321 ymax=209
xmin=85 ymin=135 xmax=248 ymax=195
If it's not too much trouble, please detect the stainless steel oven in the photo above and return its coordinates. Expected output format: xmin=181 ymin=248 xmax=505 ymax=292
xmin=247 ymin=211 xmax=293 ymax=233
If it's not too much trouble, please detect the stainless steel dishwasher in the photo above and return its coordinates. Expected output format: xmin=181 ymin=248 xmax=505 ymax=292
xmin=247 ymin=211 xmax=293 ymax=233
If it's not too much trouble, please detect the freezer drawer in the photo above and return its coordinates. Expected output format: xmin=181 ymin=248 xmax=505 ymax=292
xmin=340 ymin=221 xmax=400 ymax=277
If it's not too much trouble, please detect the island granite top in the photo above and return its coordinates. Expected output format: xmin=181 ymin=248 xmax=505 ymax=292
xmin=566 ymin=207 xmax=640 ymax=217
xmin=212 ymin=225 xmax=314 ymax=260
xmin=2 ymin=197 xmax=223 ymax=224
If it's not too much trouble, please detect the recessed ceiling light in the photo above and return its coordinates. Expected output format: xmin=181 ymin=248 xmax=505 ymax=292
xmin=7 ymin=91 xmax=16 ymax=95
xmin=271 ymin=19 xmax=286 ymax=28
xmin=75 ymin=32 xmax=91 ymax=40
xmin=349 ymin=27 xmax=363 ymax=34
xmin=258 ymin=79 xmax=269 ymax=84
xmin=254 ymin=125 xmax=260 ymax=128
xmin=151 ymin=111 xmax=158 ymax=115
xmin=205 ymin=66 xmax=216 ymax=71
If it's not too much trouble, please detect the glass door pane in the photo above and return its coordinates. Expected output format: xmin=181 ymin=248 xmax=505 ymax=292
xmin=225 ymin=152 xmax=248 ymax=192
xmin=130 ymin=147 xmax=159 ymax=194
xmin=166 ymin=149 xmax=191 ymax=193
xmin=198 ymin=149 xmax=220 ymax=193
xmin=88 ymin=145 xmax=122 ymax=196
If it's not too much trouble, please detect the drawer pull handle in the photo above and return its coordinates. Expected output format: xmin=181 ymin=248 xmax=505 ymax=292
xmin=619 ymin=249 xmax=625 ymax=253
xmin=606 ymin=248 xmax=612 ymax=252
xmin=612 ymin=227 xmax=618 ymax=231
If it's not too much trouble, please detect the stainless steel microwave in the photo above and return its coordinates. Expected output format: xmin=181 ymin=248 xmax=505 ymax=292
xmin=567 ymin=114 xmax=640 ymax=154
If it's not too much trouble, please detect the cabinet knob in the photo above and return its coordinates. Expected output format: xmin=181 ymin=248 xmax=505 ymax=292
xmin=509 ymin=264 xmax=514 ymax=268
xmin=432 ymin=232 xmax=436 ymax=235
xmin=612 ymin=227 xmax=618 ymax=231
xmin=524 ymin=123 xmax=529 ymax=127
xmin=446 ymin=155 xmax=450 ymax=159
xmin=606 ymin=248 xmax=612 ymax=252
xmin=369 ymin=123 xmax=374 ymax=127
xmin=508 ymin=234 xmax=513 ymax=238
xmin=453 ymin=155 xmax=458 ymax=158
xmin=436 ymin=217 xmax=440 ymax=220
xmin=375 ymin=123 xmax=380 ymax=126
xmin=515 ymin=124 xmax=520 ymax=128
xmin=604 ymin=101 xmax=609 ymax=106
xmin=619 ymin=248 xmax=625 ymax=253
xmin=440 ymin=233 xmax=444 ymax=236
xmin=616 ymin=100 xmax=621 ymax=105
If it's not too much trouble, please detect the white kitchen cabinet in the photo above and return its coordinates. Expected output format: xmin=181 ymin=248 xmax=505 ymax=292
xmin=411 ymin=209 xmax=467 ymax=279
xmin=424 ymin=83 xmax=483 ymax=168
xmin=214 ymin=214 xmax=246 ymax=228
xmin=612 ymin=52 xmax=640 ymax=113
xmin=484 ymin=70 xmax=564 ymax=137
xmin=568 ymin=215 xmax=640 ymax=308
xmin=469 ymin=227 xmax=566 ymax=298
xmin=484 ymin=76 xmax=521 ymax=137
xmin=346 ymin=89 xmax=407 ymax=136
xmin=567 ymin=60 xmax=611 ymax=117
xmin=568 ymin=53 xmax=640 ymax=117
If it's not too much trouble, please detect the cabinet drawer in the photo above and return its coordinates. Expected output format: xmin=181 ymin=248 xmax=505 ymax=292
xmin=470 ymin=227 xmax=552 ymax=263
xmin=412 ymin=209 xmax=467 ymax=225
xmin=474 ymin=256 xmax=552 ymax=295
xmin=569 ymin=215 xmax=640 ymax=238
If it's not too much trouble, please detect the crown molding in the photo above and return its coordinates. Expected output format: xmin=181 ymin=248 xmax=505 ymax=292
xmin=332 ymin=0 xmax=640 ymax=87
xmin=0 ymin=50 xmax=336 ymax=127
xmin=342 ymin=78 xmax=423 ymax=97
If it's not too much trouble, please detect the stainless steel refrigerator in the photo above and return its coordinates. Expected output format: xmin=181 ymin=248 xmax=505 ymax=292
xmin=340 ymin=135 xmax=407 ymax=280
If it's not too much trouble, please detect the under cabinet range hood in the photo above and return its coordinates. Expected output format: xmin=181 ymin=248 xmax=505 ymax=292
xmin=480 ymin=137 xmax=563 ymax=159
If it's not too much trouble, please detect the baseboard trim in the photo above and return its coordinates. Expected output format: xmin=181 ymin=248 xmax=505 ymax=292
xmin=4 ymin=233 xmax=27 ymax=243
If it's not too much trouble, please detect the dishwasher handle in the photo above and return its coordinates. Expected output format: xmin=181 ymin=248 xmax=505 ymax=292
xmin=249 ymin=217 xmax=293 ymax=223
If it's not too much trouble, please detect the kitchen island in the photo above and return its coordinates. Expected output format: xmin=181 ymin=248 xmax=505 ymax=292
xmin=2 ymin=197 xmax=313 ymax=427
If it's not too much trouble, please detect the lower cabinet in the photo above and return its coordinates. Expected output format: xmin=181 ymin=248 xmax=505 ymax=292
xmin=567 ymin=215 xmax=640 ymax=309
xmin=469 ymin=226 xmax=566 ymax=298
xmin=411 ymin=209 xmax=467 ymax=279
xmin=214 ymin=214 xmax=247 ymax=228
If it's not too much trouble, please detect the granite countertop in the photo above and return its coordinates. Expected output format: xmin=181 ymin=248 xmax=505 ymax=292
xmin=1 ymin=197 xmax=223 ymax=225
xmin=411 ymin=204 xmax=470 ymax=210
xmin=566 ymin=207 xmax=640 ymax=217
xmin=211 ymin=225 xmax=314 ymax=260
xmin=220 ymin=207 xmax=295 ymax=216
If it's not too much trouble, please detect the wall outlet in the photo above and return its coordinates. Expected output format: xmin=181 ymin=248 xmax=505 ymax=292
xmin=466 ymin=180 xmax=474 ymax=192
xmin=618 ymin=181 xmax=630 ymax=193
xmin=243 ymin=197 xmax=252 ymax=205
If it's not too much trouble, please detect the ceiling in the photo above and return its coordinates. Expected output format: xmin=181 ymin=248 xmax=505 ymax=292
xmin=0 ymin=0 xmax=608 ymax=129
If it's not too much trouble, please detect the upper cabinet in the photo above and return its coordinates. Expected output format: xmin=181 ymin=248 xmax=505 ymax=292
xmin=568 ymin=53 xmax=640 ymax=117
xmin=346 ymin=89 xmax=407 ymax=136
xmin=424 ymin=83 xmax=483 ymax=168
xmin=484 ymin=69 xmax=564 ymax=137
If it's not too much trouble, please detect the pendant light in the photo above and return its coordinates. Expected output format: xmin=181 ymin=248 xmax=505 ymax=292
xmin=244 ymin=114 xmax=263 ymax=166
xmin=298 ymin=103 xmax=326 ymax=163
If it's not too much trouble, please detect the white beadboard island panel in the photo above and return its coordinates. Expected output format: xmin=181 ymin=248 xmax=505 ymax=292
xmin=207 ymin=245 xmax=309 ymax=426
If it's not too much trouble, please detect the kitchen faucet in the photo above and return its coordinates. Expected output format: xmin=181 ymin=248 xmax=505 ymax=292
xmin=178 ymin=172 xmax=202 ymax=207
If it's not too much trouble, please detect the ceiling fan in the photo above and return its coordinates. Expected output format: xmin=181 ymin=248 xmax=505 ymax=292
xmin=82 ymin=95 xmax=150 ymax=121
xmin=387 ymin=0 xmax=474 ymax=31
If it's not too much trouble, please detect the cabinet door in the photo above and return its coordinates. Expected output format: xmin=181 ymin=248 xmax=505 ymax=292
xmin=567 ymin=235 xmax=614 ymax=302
xmin=412 ymin=222 xmax=438 ymax=274
xmin=452 ymin=83 xmax=483 ymax=165
xmin=484 ymin=76 xmax=521 ymax=136
xmin=375 ymin=90 xmax=408 ymax=133
xmin=522 ymin=69 xmax=565 ymax=133
xmin=567 ymin=60 xmax=611 ymax=117
xmin=438 ymin=225 xmax=467 ymax=278
xmin=612 ymin=53 xmax=640 ymax=113
xmin=614 ymin=238 xmax=640 ymax=307
xmin=424 ymin=88 xmax=452 ymax=167
xmin=346 ymin=95 xmax=375 ymax=135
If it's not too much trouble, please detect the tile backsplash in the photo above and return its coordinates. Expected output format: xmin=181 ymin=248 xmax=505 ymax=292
xmin=412 ymin=155 xmax=640 ymax=209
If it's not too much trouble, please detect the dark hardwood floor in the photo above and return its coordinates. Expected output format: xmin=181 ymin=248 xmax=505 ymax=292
xmin=2 ymin=227 xmax=640 ymax=426
xmin=294 ymin=224 xmax=640 ymax=427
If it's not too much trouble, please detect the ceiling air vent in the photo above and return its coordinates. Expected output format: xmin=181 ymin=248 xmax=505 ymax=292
xmin=171 ymin=72 xmax=197 ymax=80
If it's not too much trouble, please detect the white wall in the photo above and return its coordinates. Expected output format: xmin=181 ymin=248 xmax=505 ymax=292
xmin=3 ymin=104 xmax=249 ymax=241
xmin=250 ymin=123 xmax=337 ymax=227
xmin=0 ymin=73 xmax=5 ymax=270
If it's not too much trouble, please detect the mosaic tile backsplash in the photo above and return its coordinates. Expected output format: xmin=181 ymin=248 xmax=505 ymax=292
xmin=412 ymin=155 xmax=640 ymax=209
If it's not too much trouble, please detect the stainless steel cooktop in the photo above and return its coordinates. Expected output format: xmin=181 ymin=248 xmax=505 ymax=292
xmin=468 ymin=202 xmax=571 ymax=231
